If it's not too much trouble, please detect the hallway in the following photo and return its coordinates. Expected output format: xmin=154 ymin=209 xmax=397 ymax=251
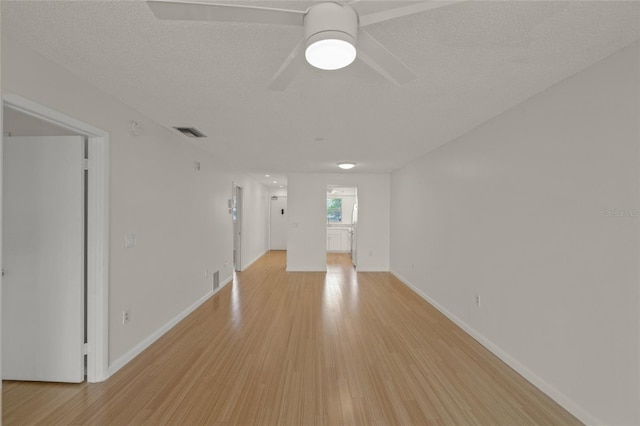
xmin=3 ymin=251 xmax=579 ymax=425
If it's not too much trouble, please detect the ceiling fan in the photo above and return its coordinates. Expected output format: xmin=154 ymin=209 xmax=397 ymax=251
xmin=147 ymin=0 xmax=460 ymax=90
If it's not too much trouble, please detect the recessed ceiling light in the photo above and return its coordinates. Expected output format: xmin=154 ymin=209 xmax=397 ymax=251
xmin=279 ymin=185 xmax=283 ymax=188
xmin=273 ymin=180 xmax=278 ymax=184
xmin=265 ymin=174 xmax=270 ymax=177
xmin=337 ymin=162 xmax=356 ymax=170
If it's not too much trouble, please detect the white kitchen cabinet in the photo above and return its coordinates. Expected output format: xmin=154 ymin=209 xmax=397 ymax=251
xmin=327 ymin=227 xmax=350 ymax=252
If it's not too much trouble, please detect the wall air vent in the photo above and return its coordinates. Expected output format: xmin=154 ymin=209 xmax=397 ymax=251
xmin=173 ymin=127 xmax=206 ymax=138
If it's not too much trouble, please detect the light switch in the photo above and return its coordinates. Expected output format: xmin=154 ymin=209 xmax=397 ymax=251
xmin=125 ymin=234 xmax=136 ymax=248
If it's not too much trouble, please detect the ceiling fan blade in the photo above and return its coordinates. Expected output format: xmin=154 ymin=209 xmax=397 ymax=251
xmin=147 ymin=1 xmax=305 ymax=26
xmin=359 ymin=1 xmax=462 ymax=27
xmin=356 ymin=29 xmax=416 ymax=85
xmin=268 ymin=39 xmax=306 ymax=91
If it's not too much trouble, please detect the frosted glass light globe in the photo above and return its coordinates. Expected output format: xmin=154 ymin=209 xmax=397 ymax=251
xmin=305 ymin=39 xmax=356 ymax=71
xmin=337 ymin=162 xmax=356 ymax=170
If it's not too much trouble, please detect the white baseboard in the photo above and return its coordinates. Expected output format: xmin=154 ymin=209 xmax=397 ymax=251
xmin=241 ymin=250 xmax=267 ymax=271
xmin=389 ymin=269 xmax=602 ymax=426
xmin=107 ymin=276 xmax=232 ymax=378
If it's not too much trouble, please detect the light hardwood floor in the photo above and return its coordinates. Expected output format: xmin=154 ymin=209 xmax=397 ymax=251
xmin=3 ymin=251 xmax=581 ymax=425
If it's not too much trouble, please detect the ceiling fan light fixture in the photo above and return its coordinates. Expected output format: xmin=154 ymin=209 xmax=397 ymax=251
xmin=303 ymin=3 xmax=358 ymax=71
xmin=337 ymin=162 xmax=356 ymax=170
xmin=148 ymin=0 xmax=427 ymax=91
xmin=305 ymin=33 xmax=356 ymax=70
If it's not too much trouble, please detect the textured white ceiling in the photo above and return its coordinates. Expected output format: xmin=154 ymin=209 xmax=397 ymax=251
xmin=3 ymin=0 xmax=639 ymax=181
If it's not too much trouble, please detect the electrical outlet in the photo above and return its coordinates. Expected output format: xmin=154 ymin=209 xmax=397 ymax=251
xmin=122 ymin=308 xmax=131 ymax=324
xmin=475 ymin=294 xmax=481 ymax=307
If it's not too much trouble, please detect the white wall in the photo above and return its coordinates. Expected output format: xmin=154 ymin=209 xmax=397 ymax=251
xmin=390 ymin=42 xmax=640 ymax=425
xmin=2 ymin=36 xmax=269 ymax=371
xmin=287 ymin=173 xmax=389 ymax=272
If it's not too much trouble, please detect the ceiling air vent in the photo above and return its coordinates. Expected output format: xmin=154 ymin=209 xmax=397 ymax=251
xmin=173 ymin=127 xmax=206 ymax=138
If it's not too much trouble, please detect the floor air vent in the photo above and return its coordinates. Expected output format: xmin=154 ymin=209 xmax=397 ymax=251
xmin=174 ymin=127 xmax=206 ymax=138
xmin=213 ymin=271 xmax=220 ymax=290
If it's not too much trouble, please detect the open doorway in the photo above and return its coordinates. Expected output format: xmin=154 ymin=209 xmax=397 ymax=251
xmin=326 ymin=185 xmax=358 ymax=268
xmin=1 ymin=95 xmax=109 ymax=383
xmin=232 ymin=184 xmax=243 ymax=271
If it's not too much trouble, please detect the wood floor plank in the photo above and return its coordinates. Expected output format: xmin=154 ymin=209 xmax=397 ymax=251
xmin=3 ymin=251 xmax=581 ymax=425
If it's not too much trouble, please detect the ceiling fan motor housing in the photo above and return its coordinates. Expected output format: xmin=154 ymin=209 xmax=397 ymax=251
xmin=303 ymin=2 xmax=358 ymax=49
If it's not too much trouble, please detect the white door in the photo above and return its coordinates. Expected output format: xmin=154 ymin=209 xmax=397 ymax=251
xmin=270 ymin=196 xmax=287 ymax=250
xmin=2 ymin=136 xmax=85 ymax=383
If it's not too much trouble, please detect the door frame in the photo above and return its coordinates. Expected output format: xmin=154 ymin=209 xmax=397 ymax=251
xmin=326 ymin=185 xmax=358 ymax=266
xmin=232 ymin=184 xmax=243 ymax=271
xmin=2 ymin=93 xmax=110 ymax=382
xmin=269 ymin=195 xmax=287 ymax=250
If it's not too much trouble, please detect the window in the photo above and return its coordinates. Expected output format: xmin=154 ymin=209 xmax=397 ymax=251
xmin=327 ymin=198 xmax=342 ymax=223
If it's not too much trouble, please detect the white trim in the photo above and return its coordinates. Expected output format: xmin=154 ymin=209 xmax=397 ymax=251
xmin=2 ymin=93 xmax=110 ymax=382
xmin=389 ymin=269 xmax=602 ymax=426
xmin=3 ymin=93 xmax=106 ymax=138
xmin=242 ymin=250 xmax=267 ymax=271
xmin=86 ymin=136 xmax=109 ymax=382
xmin=232 ymin=183 xmax=243 ymax=272
xmin=0 ymin=46 xmax=4 ymax=413
xmin=638 ymin=124 xmax=640 ymax=426
xmin=107 ymin=277 xmax=232 ymax=377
